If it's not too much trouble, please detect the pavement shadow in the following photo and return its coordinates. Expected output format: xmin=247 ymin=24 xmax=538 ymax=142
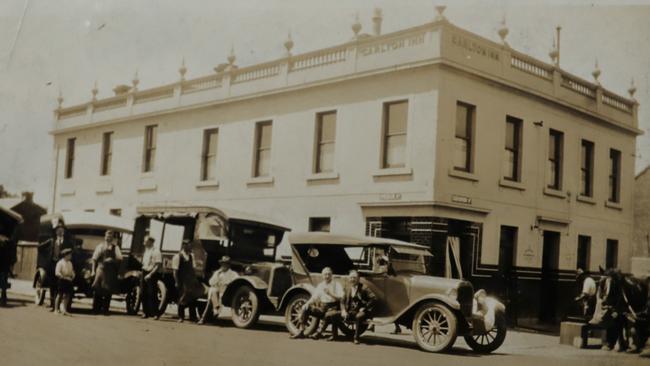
xmin=1 ymin=298 xmax=31 ymax=308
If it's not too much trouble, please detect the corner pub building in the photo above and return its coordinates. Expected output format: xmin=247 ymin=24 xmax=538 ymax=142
xmin=50 ymin=8 xmax=641 ymax=329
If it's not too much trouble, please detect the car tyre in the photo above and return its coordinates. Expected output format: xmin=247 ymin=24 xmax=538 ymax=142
xmin=231 ymin=285 xmax=260 ymax=329
xmin=125 ymin=282 xmax=142 ymax=315
xmin=412 ymin=302 xmax=458 ymax=353
xmin=34 ymin=271 xmax=46 ymax=306
xmin=464 ymin=312 xmax=507 ymax=354
xmin=284 ymin=293 xmax=319 ymax=336
xmin=154 ymin=280 xmax=168 ymax=317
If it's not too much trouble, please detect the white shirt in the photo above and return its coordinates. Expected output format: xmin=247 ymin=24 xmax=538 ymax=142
xmin=142 ymin=246 xmax=162 ymax=272
xmin=55 ymin=259 xmax=75 ymax=281
xmin=92 ymin=242 xmax=123 ymax=262
xmin=208 ymin=268 xmax=239 ymax=292
xmin=310 ymin=280 xmax=343 ymax=304
xmin=582 ymin=277 xmax=597 ymax=296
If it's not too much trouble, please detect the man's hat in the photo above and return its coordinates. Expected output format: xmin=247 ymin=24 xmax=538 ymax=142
xmin=61 ymin=248 xmax=73 ymax=256
xmin=219 ymin=256 xmax=231 ymax=264
xmin=576 ymin=268 xmax=585 ymax=279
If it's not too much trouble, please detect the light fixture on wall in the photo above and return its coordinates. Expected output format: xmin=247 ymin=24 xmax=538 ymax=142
xmin=533 ymin=120 xmax=544 ymax=127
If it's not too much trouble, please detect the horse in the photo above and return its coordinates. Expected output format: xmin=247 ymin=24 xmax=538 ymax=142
xmin=594 ymin=267 xmax=650 ymax=353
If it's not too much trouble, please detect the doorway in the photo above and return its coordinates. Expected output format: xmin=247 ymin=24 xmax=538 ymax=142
xmin=498 ymin=226 xmax=518 ymax=326
xmin=540 ymin=230 xmax=560 ymax=323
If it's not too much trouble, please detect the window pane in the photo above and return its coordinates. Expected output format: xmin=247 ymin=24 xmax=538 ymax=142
xmin=387 ymin=102 xmax=408 ymax=135
xmin=385 ymin=134 xmax=406 ymax=168
xmin=318 ymin=143 xmax=335 ymax=173
xmin=455 ymin=105 xmax=468 ymax=138
xmin=547 ymin=161 xmax=557 ymax=188
xmin=505 ymin=121 xmax=515 ymax=150
xmin=454 ymin=138 xmax=468 ymax=170
xmin=548 ymin=134 xmax=556 ymax=158
xmin=256 ymin=149 xmax=271 ymax=177
xmin=259 ymin=123 xmax=272 ymax=149
xmin=205 ymin=155 xmax=216 ymax=180
xmin=319 ymin=113 xmax=336 ymax=142
xmin=503 ymin=150 xmax=515 ymax=179
xmin=207 ymin=131 xmax=218 ymax=156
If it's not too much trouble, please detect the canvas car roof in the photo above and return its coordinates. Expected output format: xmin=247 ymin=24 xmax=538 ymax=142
xmin=40 ymin=211 xmax=133 ymax=233
xmin=136 ymin=204 xmax=291 ymax=232
xmin=0 ymin=204 xmax=23 ymax=224
xmin=288 ymin=232 xmax=430 ymax=250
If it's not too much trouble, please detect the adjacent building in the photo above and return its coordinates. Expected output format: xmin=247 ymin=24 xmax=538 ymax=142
xmin=50 ymin=9 xmax=641 ymax=328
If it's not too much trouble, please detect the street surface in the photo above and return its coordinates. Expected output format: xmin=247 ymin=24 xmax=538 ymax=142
xmin=0 ymin=295 xmax=645 ymax=366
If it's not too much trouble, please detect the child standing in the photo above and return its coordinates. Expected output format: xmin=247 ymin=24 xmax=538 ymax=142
xmin=54 ymin=248 xmax=75 ymax=315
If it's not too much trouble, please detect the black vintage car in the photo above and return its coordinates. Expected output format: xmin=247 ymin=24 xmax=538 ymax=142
xmin=33 ymin=211 xmax=141 ymax=313
xmin=128 ymin=205 xmax=290 ymax=317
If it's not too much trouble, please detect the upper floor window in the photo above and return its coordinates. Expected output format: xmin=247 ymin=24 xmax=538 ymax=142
xmin=580 ymin=140 xmax=594 ymax=197
xmin=314 ymin=111 xmax=336 ymax=173
xmin=576 ymin=235 xmax=591 ymax=271
xmin=142 ymin=125 xmax=158 ymax=173
xmin=382 ymin=101 xmax=408 ymax=168
xmin=253 ymin=121 xmax=272 ymax=177
xmin=608 ymin=149 xmax=621 ymax=203
xmin=503 ymin=116 xmax=522 ymax=181
xmin=454 ymin=102 xmax=474 ymax=172
xmin=65 ymin=138 xmax=76 ymax=179
xmin=100 ymin=132 xmax=113 ymax=176
xmin=547 ymin=129 xmax=563 ymax=190
xmin=309 ymin=217 xmax=331 ymax=232
xmin=201 ymin=129 xmax=219 ymax=181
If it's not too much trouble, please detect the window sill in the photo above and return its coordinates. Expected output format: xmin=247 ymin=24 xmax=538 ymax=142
xmin=543 ymin=187 xmax=567 ymax=199
xmin=307 ymin=172 xmax=340 ymax=182
xmin=605 ymin=200 xmax=622 ymax=210
xmin=196 ymin=180 xmax=220 ymax=189
xmin=576 ymin=194 xmax=596 ymax=205
xmin=137 ymin=181 xmax=157 ymax=192
xmin=498 ymin=178 xmax=525 ymax=191
xmin=140 ymin=171 xmax=155 ymax=178
xmin=372 ymin=167 xmax=413 ymax=178
xmin=247 ymin=176 xmax=274 ymax=186
xmin=60 ymin=187 xmax=75 ymax=197
xmin=447 ymin=168 xmax=478 ymax=182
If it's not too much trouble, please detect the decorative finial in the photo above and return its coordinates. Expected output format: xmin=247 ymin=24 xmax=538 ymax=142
xmin=284 ymin=31 xmax=294 ymax=56
xmin=628 ymin=78 xmax=637 ymax=98
xmin=57 ymin=89 xmax=64 ymax=109
xmin=435 ymin=5 xmax=447 ymax=21
xmin=132 ymin=69 xmax=140 ymax=90
xmin=372 ymin=7 xmax=383 ymax=36
xmin=592 ymin=59 xmax=601 ymax=84
xmin=498 ymin=16 xmax=509 ymax=46
xmin=91 ymin=81 xmax=98 ymax=100
xmin=548 ymin=35 xmax=559 ymax=65
xmin=227 ymin=45 xmax=236 ymax=65
xmin=179 ymin=58 xmax=187 ymax=81
xmin=352 ymin=12 xmax=362 ymax=38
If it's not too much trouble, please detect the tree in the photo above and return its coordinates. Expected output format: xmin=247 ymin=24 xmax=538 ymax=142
xmin=0 ymin=185 xmax=17 ymax=198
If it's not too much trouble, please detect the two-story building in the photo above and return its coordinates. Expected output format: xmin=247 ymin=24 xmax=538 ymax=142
xmin=50 ymin=9 xmax=641 ymax=328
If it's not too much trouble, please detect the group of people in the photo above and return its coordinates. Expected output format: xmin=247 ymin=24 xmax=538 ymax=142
xmin=291 ymin=267 xmax=376 ymax=345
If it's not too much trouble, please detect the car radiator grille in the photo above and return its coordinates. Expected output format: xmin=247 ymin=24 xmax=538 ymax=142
xmin=457 ymin=280 xmax=474 ymax=318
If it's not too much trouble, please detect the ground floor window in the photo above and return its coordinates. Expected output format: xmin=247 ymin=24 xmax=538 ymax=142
xmin=606 ymin=239 xmax=618 ymax=269
xmin=308 ymin=217 xmax=330 ymax=232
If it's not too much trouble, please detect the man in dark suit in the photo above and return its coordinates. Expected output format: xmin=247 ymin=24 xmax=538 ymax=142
xmin=38 ymin=221 xmax=74 ymax=311
xmin=341 ymin=269 xmax=376 ymax=344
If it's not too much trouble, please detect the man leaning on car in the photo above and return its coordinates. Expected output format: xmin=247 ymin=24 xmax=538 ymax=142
xmin=291 ymin=267 xmax=343 ymax=341
xmin=341 ymin=269 xmax=376 ymax=345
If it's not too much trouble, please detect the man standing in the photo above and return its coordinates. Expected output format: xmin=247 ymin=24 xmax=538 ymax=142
xmin=198 ymin=256 xmax=238 ymax=325
xmin=341 ymin=269 xmax=376 ymax=344
xmin=172 ymin=239 xmax=205 ymax=323
xmin=91 ymin=230 xmax=123 ymax=315
xmin=39 ymin=222 xmax=73 ymax=311
xmin=291 ymin=267 xmax=343 ymax=341
xmin=575 ymin=268 xmax=597 ymax=320
xmin=140 ymin=236 xmax=162 ymax=319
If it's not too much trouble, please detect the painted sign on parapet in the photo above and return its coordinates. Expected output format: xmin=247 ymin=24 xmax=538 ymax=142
xmin=451 ymin=33 xmax=500 ymax=62
xmin=360 ymin=33 xmax=426 ymax=57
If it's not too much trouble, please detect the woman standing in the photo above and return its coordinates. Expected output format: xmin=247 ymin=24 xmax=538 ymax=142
xmin=172 ymin=239 xmax=205 ymax=322
xmin=91 ymin=230 xmax=123 ymax=315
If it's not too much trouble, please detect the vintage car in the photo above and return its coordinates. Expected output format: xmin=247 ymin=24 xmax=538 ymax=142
xmin=129 ymin=205 xmax=290 ymax=318
xmin=0 ymin=205 xmax=23 ymax=296
xmin=33 ymin=211 xmax=141 ymax=313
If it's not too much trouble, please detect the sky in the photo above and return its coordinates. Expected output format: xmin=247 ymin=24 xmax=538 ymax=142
xmin=0 ymin=0 xmax=649 ymax=208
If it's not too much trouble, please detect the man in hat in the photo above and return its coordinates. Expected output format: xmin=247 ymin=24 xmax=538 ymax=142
xmin=39 ymin=221 xmax=74 ymax=311
xmin=341 ymin=269 xmax=376 ymax=344
xmin=172 ymin=239 xmax=204 ymax=322
xmin=575 ymin=268 xmax=597 ymax=320
xmin=140 ymin=236 xmax=162 ymax=319
xmin=198 ymin=255 xmax=239 ymax=325
xmin=54 ymin=248 xmax=75 ymax=315
xmin=91 ymin=230 xmax=123 ymax=315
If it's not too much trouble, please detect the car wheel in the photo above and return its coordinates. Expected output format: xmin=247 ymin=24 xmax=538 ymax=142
xmin=412 ymin=302 xmax=458 ymax=353
xmin=125 ymin=282 xmax=142 ymax=315
xmin=231 ymin=285 xmax=260 ymax=329
xmin=34 ymin=272 xmax=46 ymax=306
xmin=464 ymin=312 xmax=507 ymax=353
xmin=153 ymin=280 xmax=168 ymax=317
xmin=284 ymin=293 xmax=319 ymax=336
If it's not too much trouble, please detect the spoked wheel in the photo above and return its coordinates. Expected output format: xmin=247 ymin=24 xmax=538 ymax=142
xmin=464 ymin=313 xmax=507 ymax=353
xmin=412 ymin=302 xmax=458 ymax=353
xmin=34 ymin=272 xmax=46 ymax=306
xmin=284 ymin=293 xmax=319 ymax=336
xmin=125 ymin=283 xmax=141 ymax=315
xmin=231 ymin=285 xmax=260 ymax=329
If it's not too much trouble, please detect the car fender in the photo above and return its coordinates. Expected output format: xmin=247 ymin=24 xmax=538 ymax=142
xmin=221 ymin=276 xmax=269 ymax=305
xmin=277 ymin=283 xmax=316 ymax=311
xmin=122 ymin=270 xmax=142 ymax=281
xmin=374 ymin=294 xmax=461 ymax=326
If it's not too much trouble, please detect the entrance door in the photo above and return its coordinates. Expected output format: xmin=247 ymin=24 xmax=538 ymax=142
xmin=498 ymin=226 xmax=518 ymax=326
xmin=540 ymin=230 xmax=560 ymax=323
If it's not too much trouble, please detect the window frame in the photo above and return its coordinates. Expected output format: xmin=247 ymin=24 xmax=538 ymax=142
xmin=454 ymin=101 xmax=475 ymax=173
xmin=608 ymin=149 xmax=621 ymax=203
xmin=65 ymin=137 xmax=76 ymax=179
xmin=547 ymin=129 xmax=563 ymax=190
xmin=381 ymin=100 xmax=409 ymax=169
xmin=605 ymin=239 xmax=618 ymax=269
xmin=576 ymin=235 xmax=591 ymax=271
xmin=580 ymin=140 xmax=595 ymax=197
xmin=503 ymin=115 xmax=523 ymax=182
xmin=309 ymin=217 xmax=331 ymax=233
xmin=200 ymin=128 xmax=219 ymax=181
xmin=142 ymin=125 xmax=158 ymax=173
xmin=253 ymin=121 xmax=273 ymax=178
xmin=314 ymin=111 xmax=337 ymax=174
xmin=100 ymin=131 xmax=113 ymax=176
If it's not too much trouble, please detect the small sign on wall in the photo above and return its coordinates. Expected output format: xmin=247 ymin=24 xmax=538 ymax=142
xmin=451 ymin=195 xmax=472 ymax=204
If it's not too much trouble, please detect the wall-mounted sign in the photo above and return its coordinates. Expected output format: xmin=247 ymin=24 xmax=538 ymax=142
xmin=451 ymin=34 xmax=500 ymax=62
xmin=360 ymin=33 xmax=425 ymax=57
xmin=451 ymin=194 xmax=472 ymax=204
xmin=380 ymin=193 xmax=402 ymax=201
